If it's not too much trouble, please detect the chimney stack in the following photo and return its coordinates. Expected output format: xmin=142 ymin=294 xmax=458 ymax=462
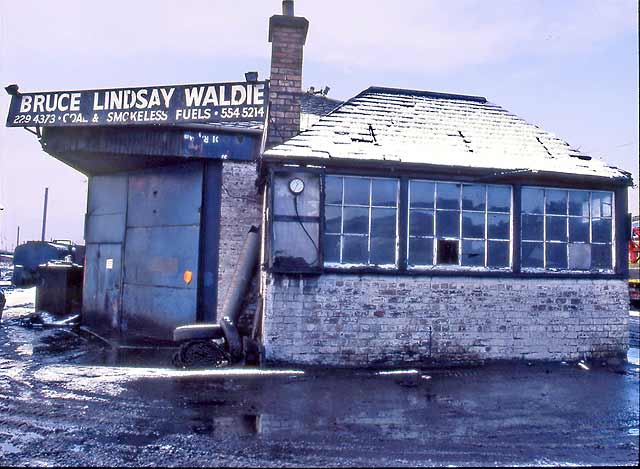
xmin=266 ymin=0 xmax=309 ymax=149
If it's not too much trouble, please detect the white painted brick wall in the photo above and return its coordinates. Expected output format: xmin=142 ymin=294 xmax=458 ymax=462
xmin=262 ymin=274 xmax=629 ymax=367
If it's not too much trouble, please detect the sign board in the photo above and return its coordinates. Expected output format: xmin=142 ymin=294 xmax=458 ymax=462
xmin=6 ymin=80 xmax=269 ymax=127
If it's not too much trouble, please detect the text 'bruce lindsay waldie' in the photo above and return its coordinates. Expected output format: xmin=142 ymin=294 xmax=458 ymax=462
xmin=8 ymin=82 xmax=268 ymax=126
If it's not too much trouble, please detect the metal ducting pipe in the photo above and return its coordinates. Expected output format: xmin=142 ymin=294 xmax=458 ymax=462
xmin=220 ymin=225 xmax=261 ymax=359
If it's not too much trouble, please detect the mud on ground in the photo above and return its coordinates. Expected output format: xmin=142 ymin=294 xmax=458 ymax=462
xmin=0 ymin=289 xmax=638 ymax=467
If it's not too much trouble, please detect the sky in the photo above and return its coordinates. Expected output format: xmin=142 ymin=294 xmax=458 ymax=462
xmin=0 ymin=0 xmax=638 ymax=250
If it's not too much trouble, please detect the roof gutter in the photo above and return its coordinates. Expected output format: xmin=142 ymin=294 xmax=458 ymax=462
xmin=261 ymin=154 xmax=633 ymax=188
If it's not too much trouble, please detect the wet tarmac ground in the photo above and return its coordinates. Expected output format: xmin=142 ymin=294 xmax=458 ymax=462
xmin=1 ymin=288 xmax=639 ymax=467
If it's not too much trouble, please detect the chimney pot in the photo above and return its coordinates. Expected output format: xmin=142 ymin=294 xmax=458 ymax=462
xmin=245 ymin=71 xmax=259 ymax=82
xmin=282 ymin=0 xmax=294 ymax=16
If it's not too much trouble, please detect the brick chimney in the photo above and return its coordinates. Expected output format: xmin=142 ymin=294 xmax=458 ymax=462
xmin=266 ymin=0 xmax=309 ymax=149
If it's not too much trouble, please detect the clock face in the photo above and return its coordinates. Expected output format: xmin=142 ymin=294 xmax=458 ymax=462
xmin=289 ymin=178 xmax=305 ymax=195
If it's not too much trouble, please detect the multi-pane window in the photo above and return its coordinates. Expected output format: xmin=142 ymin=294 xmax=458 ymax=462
xmin=324 ymin=175 xmax=399 ymax=267
xmin=521 ymin=187 xmax=614 ymax=271
xmin=407 ymin=181 xmax=512 ymax=269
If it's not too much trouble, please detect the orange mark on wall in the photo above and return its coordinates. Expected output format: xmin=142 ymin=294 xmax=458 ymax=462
xmin=183 ymin=270 xmax=193 ymax=284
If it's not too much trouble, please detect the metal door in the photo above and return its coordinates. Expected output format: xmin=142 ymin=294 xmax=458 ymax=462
xmin=82 ymin=174 xmax=128 ymax=336
xmin=121 ymin=162 xmax=204 ymax=341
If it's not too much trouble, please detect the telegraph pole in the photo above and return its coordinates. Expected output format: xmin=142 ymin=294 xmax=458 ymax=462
xmin=16 ymin=226 xmax=20 ymax=248
xmin=41 ymin=187 xmax=49 ymax=242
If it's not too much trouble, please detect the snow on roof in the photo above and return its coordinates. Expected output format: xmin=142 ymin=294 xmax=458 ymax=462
xmin=301 ymin=93 xmax=344 ymax=131
xmin=264 ymin=86 xmax=632 ymax=182
xmin=201 ymin=93 xmax=343 ymax=132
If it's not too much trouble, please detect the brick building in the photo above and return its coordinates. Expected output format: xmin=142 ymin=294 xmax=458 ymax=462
xmin=6 ymin=1 xmax=633 ymax=366
xmin=258 ymin=3 xmax=634 ymax=366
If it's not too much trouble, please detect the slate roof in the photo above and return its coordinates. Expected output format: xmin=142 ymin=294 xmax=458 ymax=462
xmin=264 ymin=86 xmax=632 ymax=183
xmin=301 ymin=92 xmax=343 ymax=117
xmin=204 ymin=93 xmax=343 ymax=132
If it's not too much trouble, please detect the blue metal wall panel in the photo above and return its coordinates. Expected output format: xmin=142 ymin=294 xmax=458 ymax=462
xmin=126 ymin=163 xmax=203 ymax=227
xmin=123 ymin=225 xmax=200 ymax=289
xmin=88 ymin=174 xmax=128 ymax=215
xmin=83 ymin=173 xmax=128 ymax=338
xmin=121 ymin=162 xmax=203 ymax=341
xmin=82 ymin=243 xmax=123 ymax=337
xmin=122 ymin=284 xmax=198 ymax=342
xmin=85 ymin=213 xmax=126 ymax=244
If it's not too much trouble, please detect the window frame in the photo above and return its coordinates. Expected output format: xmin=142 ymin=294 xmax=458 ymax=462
xmin=520 ymin=186 xmax=616 ymax=273
xmin=406 ymin=179 xmax=513 ymax=272
xmin=307 ymin=170 xmax=623 ymax=278
xmin=323 ymin=174 xmax=400 ymax=269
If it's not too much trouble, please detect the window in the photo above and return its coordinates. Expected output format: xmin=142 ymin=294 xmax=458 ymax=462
xmin=407 ymin=181 xmax=512 ymax=269
xmin=270 ymin=171 xmax=322 ymax=272
xmin=521 ymin=187 xmax=614 ymax=271
xmin=324 ymin=175 xmax=399 ymax=267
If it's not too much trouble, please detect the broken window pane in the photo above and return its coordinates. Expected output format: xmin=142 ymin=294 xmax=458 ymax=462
xmin=568 ymin=217 xmax=589 ymax=243
xmin=462 ymin=212 xmax=485 ymax=239
xmin=521 ymin=214 xmax=544 ymax=241
xmin=546 ymin=243 xmax=567 ymax=269
xmin=488 ymin=241 xmax=509 ymax=267
xmin=592 ymin=218 xmax=612 ymax=243
xmin=522 ymin=242 xmax=544 ymax=268
xmin=436 ymin=210 xmax=460 ymax=238
xmin=546 ymin=189 xmax=567 ymax=215
xmin=591 ymin=243 xmax=612 ymax=269
xmin=437 ymin=239 xmax=459 ymax=265
xmin=546 ymin=216 xmax=567 ymax=242
xmin=488 ymin=213 xmax=510 ymax=240
xmin=372 ymin=179 xmax=397 ymax=207
xmin=342 ymin=235 xmax=368 ymax=264
xmin=370 ymin=236 xmax=395 ymax=265
xmin=521 ymin=187 xmax=544 ymax=214
xmin=462 ymin=184 xmax=486 ymax=211
xmin=568 ymin=243 xmax=591 ymax=270
xmin=343 ymin=207 xmax=369 ymax=234
xmin=409 ymin=181 xmax=435 ymax=209
xmin=591 ymin=192 xmax=612 ymax=218
xmin=408 ymin=237 xmax=433 ymax=266
xmin=462 ymin=240 xmax=484 ymax=266
xmin=487 ymin=186 xmax=511 ymax=213
xmin=324 ymin=234 xmax=340 ymax=263
xmin=436 ymin=183 xmax=460 ymax=210
xmin=325 ymin=176 xmax=343 ymax=205
xmin=325 ymin=206 xmax=342 ymax=234
xmin=409 ymin=180 xmax=511 ymax=270
xmin=371 ymin=208 xmax=396 ymax=238
xmin=569 ymin=191 xmax=590 ymax=217
xmin=409 ymin=210 xmax=434 ymax=237
xmin=343 ymin=177 xmax=370 ymax=206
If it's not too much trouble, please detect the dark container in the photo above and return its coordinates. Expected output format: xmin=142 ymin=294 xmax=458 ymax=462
xmin=35 ymin=262 xmax=83 ymax=316
xmin=12 ymin=241 xmax=85 ymax=287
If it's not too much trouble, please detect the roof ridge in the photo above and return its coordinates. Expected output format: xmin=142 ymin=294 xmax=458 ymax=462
xmin=363 ymin=86 xmax=487 ymax=104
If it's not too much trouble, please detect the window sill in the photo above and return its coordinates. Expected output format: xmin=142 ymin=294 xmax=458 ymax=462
xmin=521 ymin=267 xmax=615 ymax=275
